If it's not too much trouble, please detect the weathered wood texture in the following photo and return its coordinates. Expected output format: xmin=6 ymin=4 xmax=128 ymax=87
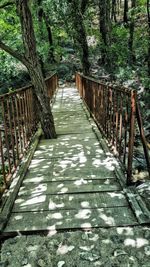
xmin=2 ymin=86 xmax=149 ymax=235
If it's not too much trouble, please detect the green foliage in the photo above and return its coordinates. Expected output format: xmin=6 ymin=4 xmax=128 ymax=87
xmin=109 ymin=25 xmax=129 ymax=68
xmin=0 ymin=51 xmax=29 ymax=94
xmin=0 ymin=0 xmax=150 ymax=87
xmin=0 ymin=5 xmax=22 ymax=48
xmin=0 ymin=2 xmax=29 ymax=92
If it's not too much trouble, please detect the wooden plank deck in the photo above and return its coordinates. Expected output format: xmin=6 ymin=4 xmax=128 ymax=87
xmin=3 ymin=86 xmax=143 ymax=235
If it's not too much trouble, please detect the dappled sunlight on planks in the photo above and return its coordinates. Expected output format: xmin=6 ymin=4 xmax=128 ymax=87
xmin=3 ymin=86 xmax=140 ymax=234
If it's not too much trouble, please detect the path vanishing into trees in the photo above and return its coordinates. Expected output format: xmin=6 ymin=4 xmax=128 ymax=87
xmin=1 ymin=84 xmax=150 ymax=237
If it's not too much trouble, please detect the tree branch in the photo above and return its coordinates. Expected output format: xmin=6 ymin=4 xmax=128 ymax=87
xmin=147 ymin=0 xmax=150 ymax=28
xmin=81 ymin=0 xmax=89 ymax=15
xmin=0 ymin=40 xmax=26 ymax=65
xmin=0 ymin=1 xmax=14 ymax=9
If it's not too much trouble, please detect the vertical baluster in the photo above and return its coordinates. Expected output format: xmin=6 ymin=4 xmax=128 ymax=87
xmin=104 ymin=86 xmax=108 ymax=136
xmin=108 ymin=88 xmax=113 ymax=141
xmin=22 ymin=91 xmax=27 ymax=148
xmin=87 ymin=79 xmax=90 ymax=108
xmin=0 ymin=129 xmax=6 ymax=185
xmin=27 ymin=89 xmax=32 ymax=137
xmin=107 ymin=88 xmax=110 ymax=139
xmin=94 ymin=83 xmax=97 ymax=117
xmin=96 ymin=84 xmax=99 ymax=124
xmin=85 ymin=78 xmax=87 ymax=105
xmin=79 ymin=74 xmax=81 ymax=96
xmin=115 ymin=92 xmax=119 ymax=153
xmin=26 ymin=90 xmax=31 ymax=138
xmin=31 ymin=90 xmax=36 ymax=133
xmin=81 ymin=74 xmax=82 ymax=95
xmin=94 ymin=84 xmax=97 ymax=121
xmin=11 ymin=95 xmax=19 ymax=163
xmin=6 ymin=97 xmax=16 ymax=169
xmin=22 ymin=91 xmax=28 ymax=147
xmin=28 ymin=90 xmax=33 ymax=135
xmin=110 ymin=88 xmax=113 ymax=145
xmin=83 ymin=77 xmax=85 ymax=100
xmin=15 ymin=95 xmax=23 ymax=156
xmin=90 ymin=81 xmax=93 ymax=114
xmin=123 ymin=94 xmax=129 ymax=167
xmin=100 ymin=85 xmax=104 ymax=131
xmin=18 ymin=93 xmax=26 ymax=151
xmin=100 ymin=84 xmax=103 ymax=128
xmin=86 ymin=79 xmax=89 ymax=107
xmin=91 ymin=82 xmax=93 ymax=114
xmin=136 ymin=101 xmax=150 ymax=177
xmin=81 ymin=75 xmax=83 ymax=97
xmin=127 ymin=90 xmax=136 ymax=185
xmin=119 ymin=93 xmax=123 ymax=157
xmin=24 ymin=90 xmax=30 ymax=143
xmin=112 ymin=90 xmax=116 ymax=146
xmin=32 ymin=92 xmax=37 ymax=132
xmin=1 ymin=99 xmax=11 ymax=175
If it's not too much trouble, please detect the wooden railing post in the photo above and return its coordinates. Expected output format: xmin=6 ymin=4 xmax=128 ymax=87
xmin=0 ymin=129 xmax=6 ymax=185
xmin=136 ymin=101 xmax=150 ymax=177
xmin=0 ymin=73 xmax=58 ymax=198
xmin=75 ymin=72 xmax=149 ymax=185
xmin=127 ymin=90 xmax=136 ymax=185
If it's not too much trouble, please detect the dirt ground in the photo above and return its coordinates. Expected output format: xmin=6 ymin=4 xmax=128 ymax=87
xmin=1 ymin=226 xmax=150 ymax=267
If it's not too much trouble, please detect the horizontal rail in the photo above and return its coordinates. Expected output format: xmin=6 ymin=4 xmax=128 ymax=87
xmin=76 ymin=72 xmax=150 ymax=184
xmin=78 ymin=73 xmax=133 ymax=95
xmin=0 ymin=73 xmax=58 ymax=197
xmin=0 ymin=72 xmax=57 ymax=99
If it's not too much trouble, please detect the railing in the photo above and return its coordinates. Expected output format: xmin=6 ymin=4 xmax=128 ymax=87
xmin=76 ymin=72 xmax=150 ymax=184
xmin=0 ymin=72 xmax=58 ymax=195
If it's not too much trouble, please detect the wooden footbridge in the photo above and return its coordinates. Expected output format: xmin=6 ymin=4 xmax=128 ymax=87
xmin=0 ymin=73 xmax=150 ymax=236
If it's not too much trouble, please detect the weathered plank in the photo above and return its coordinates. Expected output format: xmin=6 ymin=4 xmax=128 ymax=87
xmin=18 ymin=179 xmax=121 ymax=197
xmin=13 ymin=192 xmax=128 ymax=212
xmin=0 ymin=128 xmax=42 ymax=232
xmin=2 ymin=86 xmax=141 ymax=235
xmin=24 ymin=166 xmax=116 ymax=183
xmin=4 ymin=206 xmax=138 ymax=233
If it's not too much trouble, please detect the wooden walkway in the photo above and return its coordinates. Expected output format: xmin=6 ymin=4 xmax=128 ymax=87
xmin=2 ymin=86 xmax=148 ymax=235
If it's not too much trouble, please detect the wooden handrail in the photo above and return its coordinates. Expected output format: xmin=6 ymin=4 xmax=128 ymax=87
xmin=136 ymin=102 xmax=150 ymax=176
xmin=76 ymin=72 xmax=150 ymax=184
xmin=0 ymin=72 xmax=57 ymax=99
xmin=0 ymin=73 xmax=58 ymax=197
xmin=78 ymin=73 xmax=132 ymax=95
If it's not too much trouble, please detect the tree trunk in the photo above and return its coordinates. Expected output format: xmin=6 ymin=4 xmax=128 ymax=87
xmin=81 ymin=0 xmax=89 ymax=15
xmin=99 ymin=0 xmax=111 ymax=67
xmin=67 ymin=0 xmax=90 ymax=75
xmin=43 ymin=14 xmax=55 ymax=62
xmin=147 ymin=0 xmax=150 ymax=76
xmin=27 ymin=63 xmax=56 ymax=138
xmin=128 ymin=0 xmax=136 ymax=65
xmin=111 ymin=0 xmax=117 ymax=22
xmin=124 ymin=0 xmax=128 ymax=24
xmin=16 ymin=0 xmax=56 ymax=138
xmin=37 ymin=1 xmax=55 ymax=63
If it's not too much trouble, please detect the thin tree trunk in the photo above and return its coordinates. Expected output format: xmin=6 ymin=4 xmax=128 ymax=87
xmin=37 ymin=0 xmax=55 ymax=63
xmin=124 ymin=0 xmax=128 ymax=24
xmin=27 ymin=63 xmax=56 ymax=138
xmin=43 ymin=14 xmax=55 ymax=62
xmin=128 ymin=0 xmax=136 ymax=65
xmin=16 ymin=0 xmax=56 ymax=138
xmin=147 ymin=0 xmax=150 ymax=76
xmin=81 ymin=0 xmax=89 ymax=15
xmin=67 ymin=0 xmax=90 ymax=75
xmin=116 ymin=0 xmax=120 ymax=17
xmin=112 ymin=0 xmax=117 ymax=22
xmin=99 ymin=0 xmax=111 ymax=67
